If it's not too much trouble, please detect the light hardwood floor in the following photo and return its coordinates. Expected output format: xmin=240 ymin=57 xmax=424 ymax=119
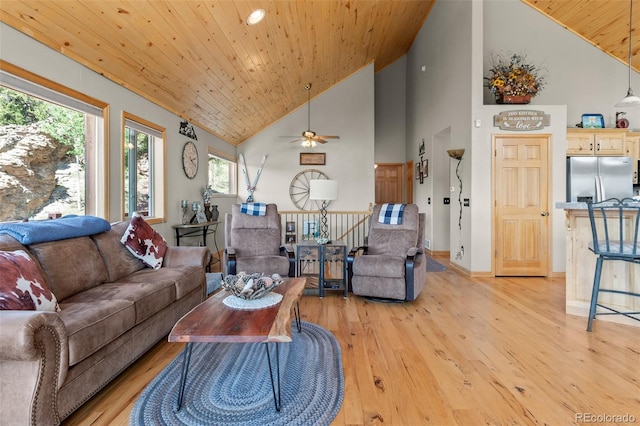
xmin=64 ymin=256 xmax=640 ymax=425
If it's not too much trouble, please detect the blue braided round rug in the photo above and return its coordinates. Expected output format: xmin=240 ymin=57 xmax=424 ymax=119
xmin=130 ymin=321 xmax=343 ymax=426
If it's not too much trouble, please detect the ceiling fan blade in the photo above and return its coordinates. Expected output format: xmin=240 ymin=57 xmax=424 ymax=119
xmin=288 ymin=139 xmax=303 ymax=143
xmin=315 ymin=135 xmax=340 ymax=139
xmin=314 ymin=138 xmax=329 ymax=144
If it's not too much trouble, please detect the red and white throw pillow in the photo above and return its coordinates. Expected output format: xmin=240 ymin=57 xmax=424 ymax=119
xmin=120 ymin=212 xmax=168 ymax=270
xmin=0 ymin=249 xmax=59 ymax=311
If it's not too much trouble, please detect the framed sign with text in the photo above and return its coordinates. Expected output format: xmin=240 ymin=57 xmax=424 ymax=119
xmin=300 ymin=152 xmax=326 ymax=165
xmin=494 ymin=110 xmax=550 ymax=131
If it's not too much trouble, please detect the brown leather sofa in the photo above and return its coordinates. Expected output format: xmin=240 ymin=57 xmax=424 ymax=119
xmin=0 ymin=221 xmax=210 ymax=425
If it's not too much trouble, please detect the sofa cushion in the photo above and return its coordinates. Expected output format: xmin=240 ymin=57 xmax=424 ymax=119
xmin=231 ymin=203 xmax=279 ymax=229
xmin=28 ymin=237 xmax=108 ymax=302
xmin=0 ymin=249 xmax=59 ymax=311
xmin=231 ymin=228 xmax=281 ymax=257
xmin=0 ymin=234 xmax=27 ymax=252
xmin=353 ymin=254 xmax=406 ymax=278
xmin=92 ymin=221 xmax=145 ymax=282
xmin=351 ymin=275 xmax=407 ymax=300
xmin=58 ymin=291 xmax=136 ymax=366
xmin=104 ymin=277 xmax=176 ymax=324
xmin=120 ymin=212 xmax=168 ymax=270
xmin=121 ymin=266 xmax=204 ymax=300
xmin=236 ymin=256 xmax=291 ymax=276
xmin=368 ymin=204 xmax=419 ymax=256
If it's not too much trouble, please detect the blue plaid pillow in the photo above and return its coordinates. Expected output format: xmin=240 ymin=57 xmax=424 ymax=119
xmin=240 ymin=203 xmax=267 ymax=216
xmin=378 ymin=203 xmax=405 ymax=225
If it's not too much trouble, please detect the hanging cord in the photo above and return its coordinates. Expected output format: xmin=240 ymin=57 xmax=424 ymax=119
xmin=456 ymin=157 xmax=463 ymax=230
xmin=626 ymin=0 xmax=633 ymax=90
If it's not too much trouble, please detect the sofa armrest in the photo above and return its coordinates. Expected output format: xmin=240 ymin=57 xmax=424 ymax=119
xmin=346 ymin=246 xmax=368 ymax=292
xmin=225 ymin=247 xmax=237 ymax=275
xmin=163 ymin=246 xmax=211 ymax=269
xmin=280 ymin=246 xmax=296 ymax=277
xmin=0 ymin=311 xmax=68 ymax=425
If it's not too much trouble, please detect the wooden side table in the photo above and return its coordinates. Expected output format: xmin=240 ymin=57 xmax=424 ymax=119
xmin=172 ymin=221 xmax=220 ymax=264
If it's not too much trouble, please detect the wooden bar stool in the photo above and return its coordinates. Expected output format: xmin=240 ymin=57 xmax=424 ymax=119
xmin=586 ymin=198 xmax=640 ymax=331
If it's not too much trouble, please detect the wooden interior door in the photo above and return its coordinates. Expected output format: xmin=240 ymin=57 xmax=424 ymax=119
xmin=375 ymin=164 xmax=404 ymax=204
xmin=406 ymin=161 xmax=413 ymax=203
xmin=494 ymin=135 xmax=550 ymax=276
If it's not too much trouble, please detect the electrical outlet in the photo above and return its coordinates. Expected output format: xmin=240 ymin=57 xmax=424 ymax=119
xmin=461 ymin=246 xmax=464 ymax=256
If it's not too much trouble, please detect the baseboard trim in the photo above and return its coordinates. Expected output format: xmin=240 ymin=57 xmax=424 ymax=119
xmin=425 ymin=249 xmax=564 ymax=279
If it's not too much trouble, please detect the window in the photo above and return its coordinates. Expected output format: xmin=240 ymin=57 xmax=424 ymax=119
xmin=123 ymin=113 xmax=165 ymax=222
xmin=0 ymin=61 xmax=108 ymax=221
xmin=207 ymin=148 xmax=236 ymax=196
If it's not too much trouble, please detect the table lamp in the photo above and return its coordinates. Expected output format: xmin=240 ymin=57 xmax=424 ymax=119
xmin=309 ymin=179 xmax=338 ymax=244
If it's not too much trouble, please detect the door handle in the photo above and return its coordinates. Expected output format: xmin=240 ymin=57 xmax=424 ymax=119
xmin=540 ymin=211 xmax=549 ymax=216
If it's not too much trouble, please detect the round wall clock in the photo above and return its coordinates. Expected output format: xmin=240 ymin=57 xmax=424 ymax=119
xmin=182 ymin=141 xmax=198 ymax=179
xmin=289 ymin=169 xmax=330 ymax=211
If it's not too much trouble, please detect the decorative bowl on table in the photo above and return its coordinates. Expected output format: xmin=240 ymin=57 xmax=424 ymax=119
xmin=222 ymin=272 xmax=284 ymax=300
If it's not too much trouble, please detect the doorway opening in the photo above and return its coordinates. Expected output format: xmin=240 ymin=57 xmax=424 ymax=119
xmin=432 ymin=127 xmax=452 ymax=255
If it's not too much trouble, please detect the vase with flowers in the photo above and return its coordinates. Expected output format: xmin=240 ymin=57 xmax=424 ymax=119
xmin=485 ymin=52 xmax=546 ymax=104
xmin=201 ymin=185 xmax=220 ymax=222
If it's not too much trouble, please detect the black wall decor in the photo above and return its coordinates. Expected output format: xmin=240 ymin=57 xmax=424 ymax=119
xmin=179 ymin=120 xmax=198 ymax=140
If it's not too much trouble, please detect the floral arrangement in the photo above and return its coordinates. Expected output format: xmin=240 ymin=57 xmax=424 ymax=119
xmin=485 ymin=53 xmax=546 ymax=99
xmin=202 ymin=185 xmax=216 ymax=204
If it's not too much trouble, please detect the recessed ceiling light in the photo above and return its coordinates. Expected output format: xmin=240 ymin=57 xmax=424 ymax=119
xmin=246 ymin=9 xmax=265 ymax=25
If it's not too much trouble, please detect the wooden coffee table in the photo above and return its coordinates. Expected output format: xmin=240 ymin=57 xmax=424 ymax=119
xmin=168 ymin=277 xmax=306 ymax=411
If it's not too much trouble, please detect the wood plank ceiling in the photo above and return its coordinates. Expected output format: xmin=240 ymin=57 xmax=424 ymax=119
xmin=1 ymin=1 xmax=638 ymax=146
xmin=523 ymin=0 xmax=639 ymax=73
xmin=0 ymin=0 xmax=434 ymax=145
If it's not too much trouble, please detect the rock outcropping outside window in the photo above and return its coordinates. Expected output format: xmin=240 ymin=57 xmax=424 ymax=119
xmin=0 ymin=124 xmax=71 ymax=221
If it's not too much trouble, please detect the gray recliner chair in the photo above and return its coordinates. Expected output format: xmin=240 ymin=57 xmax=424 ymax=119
xmin=223 ymin=203 xmax=295 ymax=277
xmin=347 ymin=203 xmax=426 ymax=301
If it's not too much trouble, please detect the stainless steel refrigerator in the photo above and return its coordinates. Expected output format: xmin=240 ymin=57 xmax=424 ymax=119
xmin=566 ymin=156 xmax=633 ymax=202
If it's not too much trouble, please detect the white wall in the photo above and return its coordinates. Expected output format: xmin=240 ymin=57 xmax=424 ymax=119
xmin=484 ymin=0 xmax=640 ymax=130
xmin=375 ymin=57 xmax=407 ymax=163
xmin=477 ymin=0 xmax=639 ymax=273
xmin=405 ymin=0 xmax=474 ymax=269
xmin=237 ymin=65 xmax=376 ymax=212
xmin=0 ymin=23 xmax=234 ymax=253
xmin=403 ymin=0 xmax=639 ymax=274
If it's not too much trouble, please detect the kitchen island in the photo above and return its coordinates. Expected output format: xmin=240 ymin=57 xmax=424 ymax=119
xmin=557 ymin=202 xmax=640 ymax=328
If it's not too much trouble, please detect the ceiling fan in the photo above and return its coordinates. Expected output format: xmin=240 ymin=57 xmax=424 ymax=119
xmin=284 ymin=83 xmax=340 ymax=148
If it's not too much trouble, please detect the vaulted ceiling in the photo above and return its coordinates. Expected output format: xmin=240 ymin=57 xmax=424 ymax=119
xmin=522 ymin=0 xmax=639 ymax=75
xmin=1 ymin=1 xmax=638 ymax=146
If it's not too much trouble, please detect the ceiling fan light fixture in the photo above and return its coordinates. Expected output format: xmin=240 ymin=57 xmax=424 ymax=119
xmin=282 ymin=82 xmax=340 ymax=147
xmin=301 ymin=139 xmax=316 ymax=148
xmin=246 ymin=9 xmax=265 ymax=25
xmin=616 ymin=0 xmax=640 ymax=107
